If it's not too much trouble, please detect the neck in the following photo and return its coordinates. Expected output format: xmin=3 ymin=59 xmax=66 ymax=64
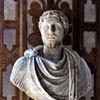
xmin=43 ymin=45 xmax=63 ymax=63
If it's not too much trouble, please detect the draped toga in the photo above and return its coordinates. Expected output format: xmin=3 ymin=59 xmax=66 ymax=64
xmin=10 ymin=45 xmax=92 ymax=100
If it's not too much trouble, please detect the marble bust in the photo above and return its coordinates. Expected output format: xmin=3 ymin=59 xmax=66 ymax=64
xmin=10 ymin=10 xmax=92 ymax=100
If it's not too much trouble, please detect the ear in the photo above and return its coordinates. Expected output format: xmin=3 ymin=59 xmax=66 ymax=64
xmin=38 ymin=24 xmax=41 ymax=30
xmin=38 ymin=24 xmax=42 ymax=32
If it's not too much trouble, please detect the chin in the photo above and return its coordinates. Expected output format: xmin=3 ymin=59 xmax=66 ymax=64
xmin=45 ymin=41 xmax=61 ymax=49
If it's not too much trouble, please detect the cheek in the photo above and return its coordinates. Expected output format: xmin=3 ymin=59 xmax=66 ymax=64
xmin=56 ymin=32 xmax=64 ymax=42
xmin=56 ymin=29 xmax=64 ymax=37
xmin=40 ymin=28 xmax=46 ymax=37
xmin=41 ymin=32 xmax=48 ymax=41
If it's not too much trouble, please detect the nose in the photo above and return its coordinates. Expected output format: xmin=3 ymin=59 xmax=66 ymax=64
xmin=50 ymin=24 xmax=56 ymax=33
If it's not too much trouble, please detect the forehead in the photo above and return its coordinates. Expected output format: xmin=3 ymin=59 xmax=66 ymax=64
xmin=42 ymin=17 xmax=62 ymax=24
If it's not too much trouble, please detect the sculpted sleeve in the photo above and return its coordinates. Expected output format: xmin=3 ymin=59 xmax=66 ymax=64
xmin=10 ymin=48 xmax=35 ymax=91
xmin=10 ymin=56 xmax=28 ymax=91
xmin=73 ymin=51 xmax=92 ymax=98
xmin=78 ymin=57 xmax=92 ymax=96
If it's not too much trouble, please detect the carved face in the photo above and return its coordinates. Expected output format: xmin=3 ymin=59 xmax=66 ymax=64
xmin=39 ymin=17 xmax=65 ymax=48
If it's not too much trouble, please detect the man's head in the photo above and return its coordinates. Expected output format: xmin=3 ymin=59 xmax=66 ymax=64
xmin=38 ymin=10 xmax=69 ymax=49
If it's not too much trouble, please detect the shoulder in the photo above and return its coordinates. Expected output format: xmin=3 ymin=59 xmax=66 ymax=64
xmin=10 ymin=56 xmax=27 ymax=80
xmin=10 ymin=56 xmax=28 ymax=90
xmin=64 ymin=47 xmax=92 ymax=97
xmin=63 ymin=46 xmax=79 ymax=55
xmin=64 ymin=47 xmax=81 ymax=62
xmin=11 ymin=56 xmax=27 ymax=74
